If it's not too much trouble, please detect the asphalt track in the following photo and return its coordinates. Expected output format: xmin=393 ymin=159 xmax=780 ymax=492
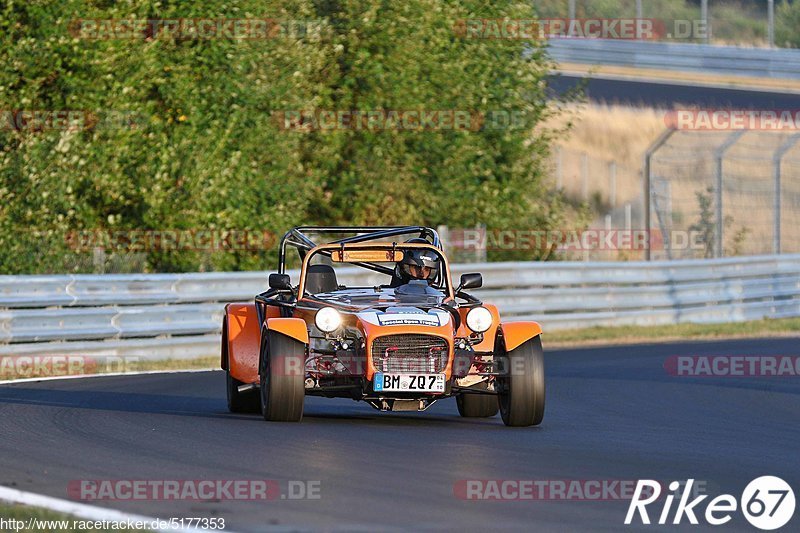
xmin=548 ymin=74 xmax=800 ymax=108
xmin=1 ymin=337 xmax=799 ymax=532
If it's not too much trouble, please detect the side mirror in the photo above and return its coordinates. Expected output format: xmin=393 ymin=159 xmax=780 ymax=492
xmin=458 ymin=273 xmax=482 ymax=291
xmin=269 ymin=273 xmax=292 ymax=291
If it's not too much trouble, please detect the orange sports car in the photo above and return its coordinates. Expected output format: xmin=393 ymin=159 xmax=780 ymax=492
xmin=221 ymin=226 xmax=545 ymax=426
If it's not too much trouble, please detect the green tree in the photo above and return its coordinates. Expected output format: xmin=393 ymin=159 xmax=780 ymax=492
xmin=1 ymin=0 xmax=326 ymax=272
xmin=689 ymin=187 xmax=717 ymax=259
xmin=776 ymin=0 xmax=800 ymax=48
xmin=1 ymin=0 xmax=566 ymax=273
xmin=298 ymin=0 xmax=565 ymax=260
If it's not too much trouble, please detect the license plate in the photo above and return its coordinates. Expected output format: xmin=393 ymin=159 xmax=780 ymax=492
xmin=373 ymin=373 xmax=445 ymax=392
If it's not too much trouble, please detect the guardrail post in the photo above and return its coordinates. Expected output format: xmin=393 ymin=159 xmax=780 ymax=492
xmin=772 ymin=134 xmax=800 ymax=254
xmin=643 ymin=128 xmax=676 ymax=261
xmin=714 ymin=131 xmax=745 ymax=258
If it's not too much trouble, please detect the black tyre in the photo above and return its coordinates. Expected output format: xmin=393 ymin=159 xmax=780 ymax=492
xmin=260 ymin=329 xmax=305 ymax=422
xmin=456 ymin=382 xmax=499 ymax=418
xmin=226 ymin=371 xmax=260 ymax=413
xmin=497 ymin=335 xmax=545 ymax=427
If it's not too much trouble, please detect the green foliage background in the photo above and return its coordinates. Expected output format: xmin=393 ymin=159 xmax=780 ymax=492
xmin=0 ymin=0 xmax=567 ymax=273
xmin=776 ymin=0 xmax=800 ymax=48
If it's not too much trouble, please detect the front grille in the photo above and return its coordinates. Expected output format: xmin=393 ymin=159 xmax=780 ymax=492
xmin=371 ymin=334 xmax=449 ymax=373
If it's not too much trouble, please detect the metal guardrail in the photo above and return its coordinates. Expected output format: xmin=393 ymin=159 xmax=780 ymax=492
xmin=1 ymin=254 xmax=798 ymax=358
xmin=548 ymin=39 xmax=800 ymax=80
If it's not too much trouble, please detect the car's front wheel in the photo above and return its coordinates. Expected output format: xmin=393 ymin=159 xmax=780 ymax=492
xmin=456 ymin=382 xmax=499 ymax=418
xmin=260 ymin=329 xmax=305 ymax=422
xmin=496 ymin=335 xmax=545 ymax=427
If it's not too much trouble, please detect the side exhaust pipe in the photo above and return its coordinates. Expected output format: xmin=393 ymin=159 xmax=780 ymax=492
xmin=237 ymin=383 xmax=258 ymax=393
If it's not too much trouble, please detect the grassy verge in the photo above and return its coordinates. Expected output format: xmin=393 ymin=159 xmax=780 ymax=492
xmin=0 ymin=502 xmax=131 ymax=532
xmin=547 ymin=317 xmax=800 ymax=348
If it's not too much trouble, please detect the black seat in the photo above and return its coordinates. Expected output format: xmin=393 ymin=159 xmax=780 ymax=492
xmin=304 ymin=264 xmax=339 ymax=295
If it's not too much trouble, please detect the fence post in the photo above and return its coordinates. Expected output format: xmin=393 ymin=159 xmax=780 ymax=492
xmin=476 ymin=223 xmax=487 ymax=263
xmin=643 ymin=128 xmax=675 ymax=261
xmin=714 ymin=131 xmax=745 ymax=258
xmin=556 ymin=146 xmax=563 ymax=189
xmin=437 ymin=225 xmax=450 ymax=258
xmin=701 ymin=0 xmax=710 ymax=44
xmin=625 ymin=203 xmax=632 ymax=230
xmin=772 ymin=134 xmax=800 ymax=254
xmin=768 ymin=0 xmax=775 ymax=48
xmin=609 ymin=161 xmax=617 ymax=208
xmin=581 ymin=152 xmax=588 ymax=201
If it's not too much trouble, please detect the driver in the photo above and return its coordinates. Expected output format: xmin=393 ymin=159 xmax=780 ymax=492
xmin=388 ymin=238 xmax=440 ymax=287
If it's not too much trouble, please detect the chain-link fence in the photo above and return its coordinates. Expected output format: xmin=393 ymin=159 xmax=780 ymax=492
xmin=25 ymin=131 xmax=800 ymax=267
xmin=646 ymin=130 xmax=800 ymax=260
xmin=554 ymin=146 xmax=634 ymax=210
xmin=546 ymin=146 xmax=645 ymax=261
xmin=501 ymin=130 xmax=800 ymax=263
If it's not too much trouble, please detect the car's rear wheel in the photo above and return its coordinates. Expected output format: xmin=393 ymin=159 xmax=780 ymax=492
xmin=456 ymin=382 xmax=499 ymax=418
xmin=497 ymin=335 xmax=545 ymax=427
xmin=226 ymin=371 xmax=260 ymax=413
xmin=260 ymin=329 xmax=305 ymax=422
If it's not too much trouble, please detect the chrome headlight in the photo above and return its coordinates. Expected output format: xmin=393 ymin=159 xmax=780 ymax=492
xmin=466 ymin=306 xmax=493 ymax=333
xmin=315 ymin=307 xmax=342 ymax=333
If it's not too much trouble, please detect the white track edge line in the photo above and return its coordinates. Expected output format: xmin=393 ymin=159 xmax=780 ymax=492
xmin=0 ymin=485 xmax=219 ymax=532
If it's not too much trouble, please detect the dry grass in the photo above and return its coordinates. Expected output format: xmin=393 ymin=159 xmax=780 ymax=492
xmin=549 ymin=103 xmax=666 ymax=170
xmin=547 ymin=317 xmax=800 ymax=348
xmin=543 ymin=103 xmax=665 ymax=209
xmin=541 ymin=103 xmax=800 ymax=258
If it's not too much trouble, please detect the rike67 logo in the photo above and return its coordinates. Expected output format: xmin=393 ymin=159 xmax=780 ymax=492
xmin=625 ymin=477 xmax=795 ymax=530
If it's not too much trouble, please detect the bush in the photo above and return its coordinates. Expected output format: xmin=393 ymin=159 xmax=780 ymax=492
xmin=776 ymin=0 xmax=800 ymax=48
xmin=1 ymin=0 xmax=566 ymax=273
